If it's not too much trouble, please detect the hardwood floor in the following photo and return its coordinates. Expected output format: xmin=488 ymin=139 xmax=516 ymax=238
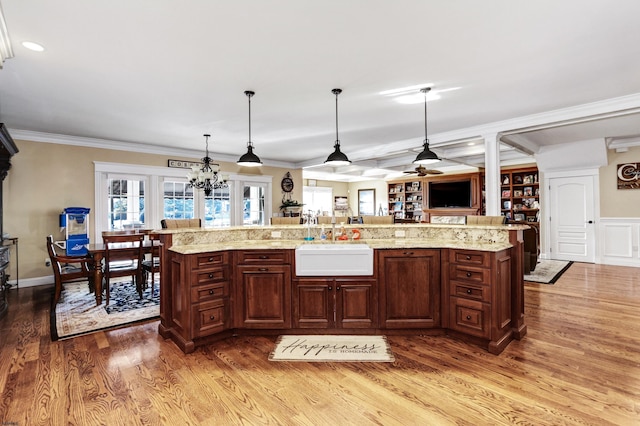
xmin=1 ymin=262 xmax=639 ymax=425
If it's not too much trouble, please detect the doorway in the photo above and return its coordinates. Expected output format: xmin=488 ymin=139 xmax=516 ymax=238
xmin=547 ymin=173 xmax=598 ymax=263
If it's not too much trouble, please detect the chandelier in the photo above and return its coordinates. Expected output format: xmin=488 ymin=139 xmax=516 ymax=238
xmin=187 ymin=133 xmax=228 ymax=196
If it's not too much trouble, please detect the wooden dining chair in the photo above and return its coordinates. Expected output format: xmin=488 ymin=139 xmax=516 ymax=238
xmin=102 ymin=233 xmax=145 ymax=305
xmin=46 ymin=235 xmax=94 ymax=306
xmin=141 ymin=233 xmax=160 ymax=296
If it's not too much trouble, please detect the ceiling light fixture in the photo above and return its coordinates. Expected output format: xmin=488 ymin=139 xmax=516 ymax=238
xmin=324 ymin=88 xmax=351 ymax=166
xmin=237 ymin=90 xmax=263 ymax=167
xmin=187 ymin=133 xmax=228 ymax=196
xmin=21 ymin=41 xmax=44 ymax=52
xmin=413 ymin=87 xmax=441 ymax=165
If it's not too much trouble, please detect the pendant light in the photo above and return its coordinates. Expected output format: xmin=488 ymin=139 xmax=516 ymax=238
xmin=324 ymin=88 xmax=351 ymax=166
xmin=237 ymin=90 xmax=263 ymax=167
xmin=413 ymin=87 xmax=441 ymax=165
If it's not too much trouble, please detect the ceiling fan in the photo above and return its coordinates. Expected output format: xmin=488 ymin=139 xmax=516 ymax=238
xmin=403 ymin=165 xmax=443 ymax=176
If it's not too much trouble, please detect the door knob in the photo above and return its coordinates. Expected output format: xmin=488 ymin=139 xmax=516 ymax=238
xmin=587 ymin=220 xmax=593 ymax=224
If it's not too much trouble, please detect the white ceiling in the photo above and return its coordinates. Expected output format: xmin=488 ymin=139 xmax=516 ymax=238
xmin=1 ymin=0 xmax=640 ymax=182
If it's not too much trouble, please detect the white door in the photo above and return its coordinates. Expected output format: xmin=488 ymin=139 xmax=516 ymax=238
xmin=549 ymin=175 xmax=596 ymax=262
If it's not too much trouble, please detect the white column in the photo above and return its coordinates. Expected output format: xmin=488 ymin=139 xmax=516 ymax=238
xmin=484 ymin=133 xmax=501 ymax=216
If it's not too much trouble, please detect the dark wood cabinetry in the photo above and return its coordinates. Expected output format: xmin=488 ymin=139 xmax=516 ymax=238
xmin=163 ymin=249 xmax=231 ymax=353
xmin=378 ymin=249 xmax=440 ymax=328
xmin=443 ymin=248 xmax=513 ymax=354
xmin=159 ymin=238 xmax=525 ymax=354
xmin=235 ymin=250 xmax=292 ymax=329
xmin=294 ymin=277 xmax=377 ymax=329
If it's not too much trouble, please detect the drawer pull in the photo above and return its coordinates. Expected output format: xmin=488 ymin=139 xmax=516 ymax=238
xmin=403 ymin=251 xmax=414 ymax=256
xmin=208 ymin=257 xmax=214 ymax=262
xmin=208 ymin=289 xmax=215 ymax=295
xmin=466 ymin=255 xmax=471 ymax=260
xmin=466 ymin=315 xmax=471 ymax=320
xmin=466 ymin=288 xmax=472 ymax=294
xmin=336 ymin=286 xmax=341 ymax=291
xmin=328 ymin=286 xmax=332 ymax=290
xmin=466 ymin=272 xmax=472 ymax=277
xmin=259 ymin=255 xmax=268 ymax=259
xmin=209 ymin=315 xmax=215 ymax=320
xmin=208 ymin=273 xmax=214 ymax=278
xmin=259 ymin=268 xmax=268 ymax=271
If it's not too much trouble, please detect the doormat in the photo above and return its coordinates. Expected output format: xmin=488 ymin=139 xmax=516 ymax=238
xmin=524 ymin=260 xmax=573 ymax=284
xmin=51 ymin=279 xmax=159 ymax=341
xmin=269 ymin=335 xmax=395 ymax=362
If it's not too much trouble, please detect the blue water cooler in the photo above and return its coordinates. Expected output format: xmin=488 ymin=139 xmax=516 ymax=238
xmin=59 ymin=207 xmax=90 ymax=256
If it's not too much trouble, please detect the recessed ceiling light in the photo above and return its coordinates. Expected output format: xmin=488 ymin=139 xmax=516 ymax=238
xmin=22 ymin=41 xmax=45 ymax=52
xmin=379 ymin=84 xmax=434 ymax=96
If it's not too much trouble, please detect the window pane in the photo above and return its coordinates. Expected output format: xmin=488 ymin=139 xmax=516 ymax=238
xmin=243 ymin=184 xmax=265 ymax=226
xmin=163 ymin=181 xmax=195 ymax=220
xmin=204 ymin=184 xmax=231 ymax=228
xmin=107 ymin=178 xmax=145 ymax=230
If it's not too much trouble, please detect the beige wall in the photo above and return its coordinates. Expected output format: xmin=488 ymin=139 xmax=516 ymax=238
xmin=303 ymin=179 xmax=350 ymax=215
xmin=4 ymin=139 xmax=301 ymax=280
xmin=600 ymin=145 xmax=640 ymax=217
xmin=347 ymin=180 xmax=389 ymax=216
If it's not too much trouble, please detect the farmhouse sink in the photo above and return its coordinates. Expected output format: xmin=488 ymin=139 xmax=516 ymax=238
xmin=295 ymin=243 xmax=374 ymax=276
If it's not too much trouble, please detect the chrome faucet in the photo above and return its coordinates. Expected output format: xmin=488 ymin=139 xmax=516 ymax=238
xmin=331 ymin=214 xmax=336 ymax=242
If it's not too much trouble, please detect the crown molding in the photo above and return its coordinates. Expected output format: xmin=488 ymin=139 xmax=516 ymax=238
xmin=9 ymin=129 xmax=295 ymax=169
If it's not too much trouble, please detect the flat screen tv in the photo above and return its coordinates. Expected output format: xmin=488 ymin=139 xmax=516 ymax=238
xmin=428 ymin=180 xmax=472 ymax=208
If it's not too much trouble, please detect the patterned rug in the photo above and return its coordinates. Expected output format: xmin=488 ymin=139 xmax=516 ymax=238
xmin=269 ymin=335 xmax=395 ymax=362
xmin=524 ymin=259 xmax=573 ymax=284
xmin=51 ymin=279 xmax=159 ymax=340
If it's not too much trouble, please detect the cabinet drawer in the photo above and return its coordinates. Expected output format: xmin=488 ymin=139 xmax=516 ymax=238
xmin=193 ymin=267 xmax=227 ymax=286
xmin=191 ymin=299 xmax=227 ymax=338
xmin=450 ymin=250 xmax=490 ymax=267
xmin=449 ymin=264 xmax=490 ymax=285
xmin=450 ymin=281 xmax=490 ymax=302
xmin=191 ymin=281 xmax=229 ymax=302
xmin=237 ymin=250 xmax=290 ymax=264
xmin=193 ymin=252 xmax=229 ymax=269
xmin=449 ymin=297 xmax=490 ymax=339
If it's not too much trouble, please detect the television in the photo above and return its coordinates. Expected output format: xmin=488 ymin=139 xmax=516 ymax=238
xmin=428 ymin=180 xmax=472 ymax=208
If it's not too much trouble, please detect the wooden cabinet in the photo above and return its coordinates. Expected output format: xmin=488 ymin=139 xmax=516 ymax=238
xmin=498 ymin=166 xmax=540 ymax=223
xmin=378 ymin=249 xmax=440 ymax=328
xmin=388 ymin=180 xmax=424 ymax=222
xmin=444 ymin=248 xmax=513 ymax=354
xmin=163 ymin=250 xmax=231 ymax=353
xmin=235 ymin=250 xmax=292 ymax=329
xmin=294 ymin=278 xmax=377 ymax=329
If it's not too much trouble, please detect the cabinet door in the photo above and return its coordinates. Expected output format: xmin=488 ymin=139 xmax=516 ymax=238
xmin=378 ymin=249 xmax=440 ymax=328
xmin=336 ymin=279 xmax=377 ymax=329
xmin=237 ymin=265 xmax=291 ymax=329
xmin=294 ymin=279 xmax=332 ymax=328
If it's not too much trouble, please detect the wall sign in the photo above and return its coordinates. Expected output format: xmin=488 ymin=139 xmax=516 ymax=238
xmin=617 ymin=163 xmax=640 ymax=189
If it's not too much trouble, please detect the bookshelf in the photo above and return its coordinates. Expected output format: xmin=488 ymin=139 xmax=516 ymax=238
xmin=499 ymin=167 xmax=540 ymax=223
xmin=387 ymin=180 xmax=423 ymax=222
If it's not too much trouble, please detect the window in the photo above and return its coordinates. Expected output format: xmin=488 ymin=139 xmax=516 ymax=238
xmin=106 ymin=177 xmax=147 ymax=231
xmin=95 ymin=162 xmax=272 ymax=240
xmin=163 ymin=181 xmax=195 ymax=220
xmin=204 ymin=185 xmax=231 ymax=227
xmin=303 ymin=186 xmax=333 ymax=215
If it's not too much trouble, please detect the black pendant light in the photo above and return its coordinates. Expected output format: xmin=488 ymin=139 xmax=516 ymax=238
xmin=237 ymin=90 xmax=263 ymax=167
xmin=324 ymin=88 xmax=351 ymax=166
xmin=413 ymin=87 xmax=441 ymax=165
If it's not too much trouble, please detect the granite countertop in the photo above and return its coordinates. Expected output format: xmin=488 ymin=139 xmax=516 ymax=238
xmin=170 ymin=238 xmax=513 ymax=254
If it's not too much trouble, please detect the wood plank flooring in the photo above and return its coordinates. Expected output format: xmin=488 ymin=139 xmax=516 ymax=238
xmin=1 ymin=262 xmax=639 ymax=425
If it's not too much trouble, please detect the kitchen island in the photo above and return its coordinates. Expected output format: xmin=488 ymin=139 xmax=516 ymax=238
xmin=155 ymin=223 xmax=528 ymax=355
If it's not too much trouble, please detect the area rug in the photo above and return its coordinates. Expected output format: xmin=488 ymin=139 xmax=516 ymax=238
xmin=524 ymin=260 xmax=573 ymax=284
xmin=51 ymin=279 xmax=159 ymax=341
xmin=269 ymin=335 xmax=395 ymax=362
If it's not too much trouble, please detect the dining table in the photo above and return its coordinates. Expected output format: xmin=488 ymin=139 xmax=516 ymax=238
xmin=87 ymin=238 xmax=159 ymax=305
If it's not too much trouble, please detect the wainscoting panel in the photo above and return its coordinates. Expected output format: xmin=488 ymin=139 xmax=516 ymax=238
xmin=599 ymin=218 xmax=640 ymax=267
